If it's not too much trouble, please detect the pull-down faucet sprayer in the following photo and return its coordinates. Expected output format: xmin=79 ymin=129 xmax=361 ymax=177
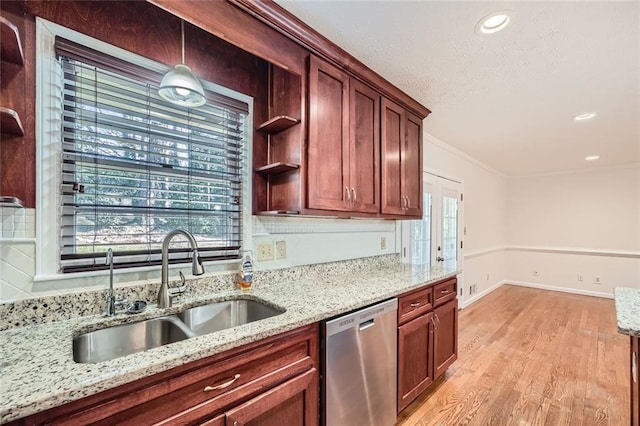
xmin=157 ymin=230 xmax=205 ymax=308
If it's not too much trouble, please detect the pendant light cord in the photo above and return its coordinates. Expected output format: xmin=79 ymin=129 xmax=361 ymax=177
xmin=181 ymin=20 xmax=185 ymax=65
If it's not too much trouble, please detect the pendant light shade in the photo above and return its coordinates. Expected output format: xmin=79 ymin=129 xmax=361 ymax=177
xmin=159 ymin=21 xmax=206 ymax=107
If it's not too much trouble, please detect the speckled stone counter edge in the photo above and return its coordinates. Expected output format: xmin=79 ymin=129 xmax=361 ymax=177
xmin=613 ymin=287 xmax=640 ymax=338
xmin=0 ymin=254 xmax=399 ymax=330
xmin=0 ymin=258 xmax=458 ymax=423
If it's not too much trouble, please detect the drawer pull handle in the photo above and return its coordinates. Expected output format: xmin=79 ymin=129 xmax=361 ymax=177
xmin=204 ymin=374 xmax=241 ymax=392
xmin=441 ymin=290 xmax=449 ymax=294
xmin=410 ymin=302 xmax=421 ymax=308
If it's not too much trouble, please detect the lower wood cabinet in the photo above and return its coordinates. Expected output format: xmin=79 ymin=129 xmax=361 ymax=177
xmin=397 ymin=277 xmax=458 ymax=413
xmin=12 ymin=324 xmax=318 ymax=426
xmin=433 ymin=298 xmax=458 ymax=379
xmin=397 ymin=311 xmax=434 ymax=412
xmin=632 ymin=336 xmax=639 ymax=426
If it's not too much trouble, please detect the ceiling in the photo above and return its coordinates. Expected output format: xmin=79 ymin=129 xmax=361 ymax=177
xmin=276 ymin=1 xmax=640 ymax=176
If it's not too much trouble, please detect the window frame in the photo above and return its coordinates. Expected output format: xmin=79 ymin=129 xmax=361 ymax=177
xmin=35 ymin=18 xmax=253 ymax=282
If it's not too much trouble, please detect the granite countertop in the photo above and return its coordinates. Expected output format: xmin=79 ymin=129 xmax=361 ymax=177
xmin=0 ymin=262 xmax=458 ymax=423
xmin=613 ymin=287 xmax=640 ymax=338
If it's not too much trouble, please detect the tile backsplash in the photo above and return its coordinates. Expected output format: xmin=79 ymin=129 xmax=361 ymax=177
xmin=1 ymin=207 xmax=35 ymax=239
xmin=1 ymin=209 xmax=397 ymax=302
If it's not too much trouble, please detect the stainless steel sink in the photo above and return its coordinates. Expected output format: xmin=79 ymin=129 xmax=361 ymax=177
xmin=178 ymin=299 xmax=285 ymax=335
xmin=73 ymin=299 xmax=284 ymax=363
xmin=73 ymin=316 xmax=194 ymax=363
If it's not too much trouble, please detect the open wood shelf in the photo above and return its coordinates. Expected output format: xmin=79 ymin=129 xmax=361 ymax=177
xmin=0 ymin=107 xmax=24 ymax=136
xmin=256 ymin=115 xmax=300 ymax=134
xmin=256 ymin=210 xmax=300 ymax=215
xmin=1 ymin=16 xmax=24 ymax=65
xmin=255 ymin=161 xmax=300 ymax=175
xmin=0 ymin=196 xmax=24 ymax=208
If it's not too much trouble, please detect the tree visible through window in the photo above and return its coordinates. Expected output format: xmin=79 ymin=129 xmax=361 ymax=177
xmin=56 ymin=38 xmax=248 ymax=272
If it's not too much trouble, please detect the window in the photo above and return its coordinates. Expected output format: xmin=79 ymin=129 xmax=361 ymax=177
xmin=55 ymin=37 xmax=249 ymax=273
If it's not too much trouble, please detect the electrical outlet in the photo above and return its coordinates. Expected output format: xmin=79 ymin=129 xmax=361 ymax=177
xmin=577 ymin=274 xmax=583 ymax=282
xmin=594 ymin=276 xmax=601 ymax=284
xmin=380 ymin=237 xmax=387 ymax=250
xmin=256 ymin=242 xmax=273 ymax=261
xmin=533 ymin=270 xmax=539 ymax=277
xmin=275 ymin=240 xmax=287 ymax=260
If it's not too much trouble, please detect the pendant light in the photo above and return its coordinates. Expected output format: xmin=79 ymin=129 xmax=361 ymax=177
xmin=159 ymin=20 xmax=206 ymax=107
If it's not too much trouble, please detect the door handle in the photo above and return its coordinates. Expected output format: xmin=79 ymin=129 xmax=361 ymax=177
xmin=351 ymin=187 xmax=357 ymax=203
xmin=633 ymin=351 xmax=638 ymax=384
xmin=436 ymin=256 xmax=445 ymax=262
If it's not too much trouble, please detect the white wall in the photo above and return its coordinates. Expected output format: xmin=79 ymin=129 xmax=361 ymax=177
xmin=424 ymin=133 xmax=509 ymax=304
xmin=506 ymin=165 xmax=640 ymax=295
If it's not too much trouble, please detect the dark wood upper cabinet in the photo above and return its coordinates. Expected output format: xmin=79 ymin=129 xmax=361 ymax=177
xmin=349 ymin=79 xmax=380 ymax=213
xmin=381 ymin=98 xmax=423 ymax=218
xmin=307 ymin=55 xmax=350 ymax=212
xmin=307 ymin=56 xmax=380 ymax=214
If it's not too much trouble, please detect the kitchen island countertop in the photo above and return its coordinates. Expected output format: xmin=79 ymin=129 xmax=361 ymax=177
xmin=613 ymin=287 xmax=640 ymax=338
xmin=0 ymin=261 xmax=458 ymax=423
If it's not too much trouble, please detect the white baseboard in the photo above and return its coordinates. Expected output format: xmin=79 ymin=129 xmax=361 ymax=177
xmin=460 ymin=280 xmax=507 ymax=309
xmin=507 ymin=280 xmax=614 ymax=299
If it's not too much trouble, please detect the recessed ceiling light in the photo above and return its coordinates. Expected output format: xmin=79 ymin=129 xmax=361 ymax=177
xmin=573 ymin=112 xmax=597 ymax=121
xmin=585 ymin=155 xmax=600 ymax=161
xmin=476 ymin=11 xmax=511 ymax=34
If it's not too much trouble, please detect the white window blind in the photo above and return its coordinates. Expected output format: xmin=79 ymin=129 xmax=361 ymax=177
xmin=56 ymin=38 xmax=248 ymax=272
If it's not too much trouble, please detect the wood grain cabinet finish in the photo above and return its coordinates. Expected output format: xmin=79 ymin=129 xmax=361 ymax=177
xmin=632 ymin=336 xmax=639 ymax=426
xmin=307 ymin=55 xmax=379 ymax=214
xmin=433 ymin=298 xmax=458 ymax=379
xmin=12 ymin=325 xmax=318 ymax=426
xmin=381 ymin=97 xmax=422 ymax=218
xmin=397 ymin=278 xmax=458 ymax=413
xmin=397 ymin=311 xmax=434 ymax=413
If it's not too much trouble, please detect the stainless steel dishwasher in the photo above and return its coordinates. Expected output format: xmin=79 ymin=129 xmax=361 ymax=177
xmin=323 ymin=298 xmax=398 ymax=426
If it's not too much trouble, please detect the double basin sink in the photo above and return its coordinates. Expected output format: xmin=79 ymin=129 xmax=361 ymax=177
xmin=73 ymin=299 xmax=284 ymax=363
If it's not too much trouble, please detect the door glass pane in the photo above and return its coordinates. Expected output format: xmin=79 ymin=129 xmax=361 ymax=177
xmin=441 ymin=195 xmax=458 ymax=264
xmin=410 ymin=192 xmax=432 ymax=265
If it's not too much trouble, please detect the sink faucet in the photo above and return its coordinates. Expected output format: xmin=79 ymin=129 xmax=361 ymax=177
xmin=105 ymin=248 xmax=128 ymax=316
xmin=157 ymin=230 xmax=205 ymax=308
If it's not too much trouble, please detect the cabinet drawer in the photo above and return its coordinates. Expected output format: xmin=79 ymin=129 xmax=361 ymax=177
xmin=398 ymin=287 xmax=433 ymax=325
xmin=434 ymin=278 xmax=456 ymax=307
xmin=35 ymin=326 xmax=317 ymax=426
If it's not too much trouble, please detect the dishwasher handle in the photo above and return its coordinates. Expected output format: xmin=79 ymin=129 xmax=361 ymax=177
xmin=325 ymin=298 xmax=398 ymax=337
xmin=358 ymin=319 xmax=375 ymax=331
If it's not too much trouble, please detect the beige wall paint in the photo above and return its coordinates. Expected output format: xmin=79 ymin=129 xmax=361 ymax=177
xmin=506 ymin=165 xmax=640 ymax=294
xmin=424 ymin=133 xmax=509 ymax=303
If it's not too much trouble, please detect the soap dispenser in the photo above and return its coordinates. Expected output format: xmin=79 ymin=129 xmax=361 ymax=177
xmin=237 ymin=251 xmax=254 ymax=292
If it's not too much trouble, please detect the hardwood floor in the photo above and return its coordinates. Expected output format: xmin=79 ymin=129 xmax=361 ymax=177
xmin=397 ymin=284 xmax=629 ymax=426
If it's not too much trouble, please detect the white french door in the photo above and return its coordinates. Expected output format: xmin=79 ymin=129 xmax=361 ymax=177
xmin=402 ymin=172 xmax=464 ymax=302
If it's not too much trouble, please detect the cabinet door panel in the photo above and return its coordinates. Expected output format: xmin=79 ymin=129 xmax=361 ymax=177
xmin=381 ymin=98 xmax=405 ymax=215
xmin=349 ymin=79 xmax=379 ymax=213
xmin=398 ymin=312 xmax=434 ymax=413
xmin=434 ymin=299 xmax=458 ymax=379
xmin=307 ymin=56 xmax=349 ymax=211
xmin=225 ymin=369 xmax=317 ymax=426
xmin=403 ymin=111 xmax=422 ymax=217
